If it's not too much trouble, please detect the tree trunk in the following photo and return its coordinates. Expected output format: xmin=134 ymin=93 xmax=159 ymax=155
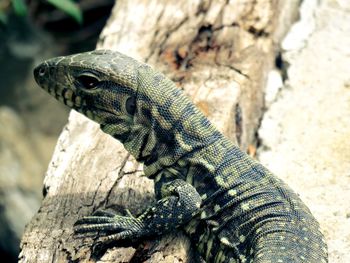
xmin=19 ymin=0 xmax=299 ymax=262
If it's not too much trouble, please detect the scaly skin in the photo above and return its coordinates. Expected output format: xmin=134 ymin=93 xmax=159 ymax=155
xmin=34 ymin=50 xmax=328 ymax=262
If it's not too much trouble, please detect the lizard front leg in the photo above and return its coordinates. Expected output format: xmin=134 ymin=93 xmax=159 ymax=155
xmin=74 ymin=179 xmax=202 ymax=242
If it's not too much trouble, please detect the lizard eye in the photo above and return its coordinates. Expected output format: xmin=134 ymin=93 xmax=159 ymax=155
xmin=126 ymin=96 xmax=136 ymax=115
xmin=76 ymin=74 xmax=100 ymax=89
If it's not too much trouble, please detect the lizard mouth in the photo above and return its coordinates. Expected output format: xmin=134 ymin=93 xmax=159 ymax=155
xmin=46 ymin=84 xmax=118 ymax=118
xmin=43 ymin=85 xmax=84 ymax=110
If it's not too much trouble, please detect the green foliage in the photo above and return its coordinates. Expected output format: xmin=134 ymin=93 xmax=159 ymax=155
xmin=0 ymin=0 xmax=83 ymax=25
xmin=46 ymin=0 xmax=83 ymax=24
xmin=0 ymin=10 xmax=7 ymax=24
xmin=11 ymin=0 xmax=27 ymax=16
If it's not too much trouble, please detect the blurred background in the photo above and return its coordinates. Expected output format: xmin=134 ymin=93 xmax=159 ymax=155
xmin=0 ymin=1 xmax=114 ymax=261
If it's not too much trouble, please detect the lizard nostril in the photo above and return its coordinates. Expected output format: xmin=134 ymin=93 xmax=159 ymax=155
xmin=38 ymin=66 xmax=46 ymax=77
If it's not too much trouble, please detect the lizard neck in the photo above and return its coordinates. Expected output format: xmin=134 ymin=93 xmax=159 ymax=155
xmin=118 ymin=66 xmax=224 ymax=177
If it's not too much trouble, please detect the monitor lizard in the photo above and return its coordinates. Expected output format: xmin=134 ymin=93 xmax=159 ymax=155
xmin=33 ymin=49 xmax=328 ymax=262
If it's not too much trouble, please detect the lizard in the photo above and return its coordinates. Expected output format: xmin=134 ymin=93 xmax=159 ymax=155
xmin=33 ymin=49 xmax=328 ymax=263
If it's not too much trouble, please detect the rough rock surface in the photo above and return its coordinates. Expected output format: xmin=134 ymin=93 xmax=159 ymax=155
xmin=258 ymin=0 xmax=350 ymax=262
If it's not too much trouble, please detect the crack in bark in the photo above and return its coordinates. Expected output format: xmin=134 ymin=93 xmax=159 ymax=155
xmin=103 ymin=153 xmax=131 ymax=207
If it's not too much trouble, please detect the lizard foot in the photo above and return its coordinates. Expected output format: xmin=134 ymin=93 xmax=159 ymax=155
xmin=74 ymin=210 xmax=146 ymax=241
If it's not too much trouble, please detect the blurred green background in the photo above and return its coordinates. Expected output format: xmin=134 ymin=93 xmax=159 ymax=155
xmin=0 ymin=1 xmax=114 ymax=261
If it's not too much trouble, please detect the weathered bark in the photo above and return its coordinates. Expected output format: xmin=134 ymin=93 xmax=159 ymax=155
xmin=19 ymin=1 xmax=299 ymax=262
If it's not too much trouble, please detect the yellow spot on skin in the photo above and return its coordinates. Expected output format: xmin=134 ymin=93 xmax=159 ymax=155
xmin=215 ymin=176 xmax=225 ymax=186
xmin=228 ymin=189 xmax=237 ymax=196
xmin=154 ymin=173 xmax=162 ymax=182
xmin=239 ymin=235 xmax=245 ymax=243
xmin=239 ymin=255 xmax=247 ymax=262
xmin=220 ymin=237 xmax=231 ymax=246
xmin=241 ymin=203 xmax=250 ymax=210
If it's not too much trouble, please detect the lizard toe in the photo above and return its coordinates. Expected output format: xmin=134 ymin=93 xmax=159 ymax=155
xmin=74 ymin=216 xmax=116 ymax=225
xmin=74 ymin=222 xmax=123 ymax=234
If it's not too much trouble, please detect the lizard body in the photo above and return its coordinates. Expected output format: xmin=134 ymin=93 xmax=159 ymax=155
xmin=34 ymin=50 xmax=328 ymax=262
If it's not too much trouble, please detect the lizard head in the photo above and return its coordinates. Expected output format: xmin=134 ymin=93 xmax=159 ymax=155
xmin=34 ymin=49 xmax=140 ymax=142
xmin=34 ymin=49 xmax=219 ymax=174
